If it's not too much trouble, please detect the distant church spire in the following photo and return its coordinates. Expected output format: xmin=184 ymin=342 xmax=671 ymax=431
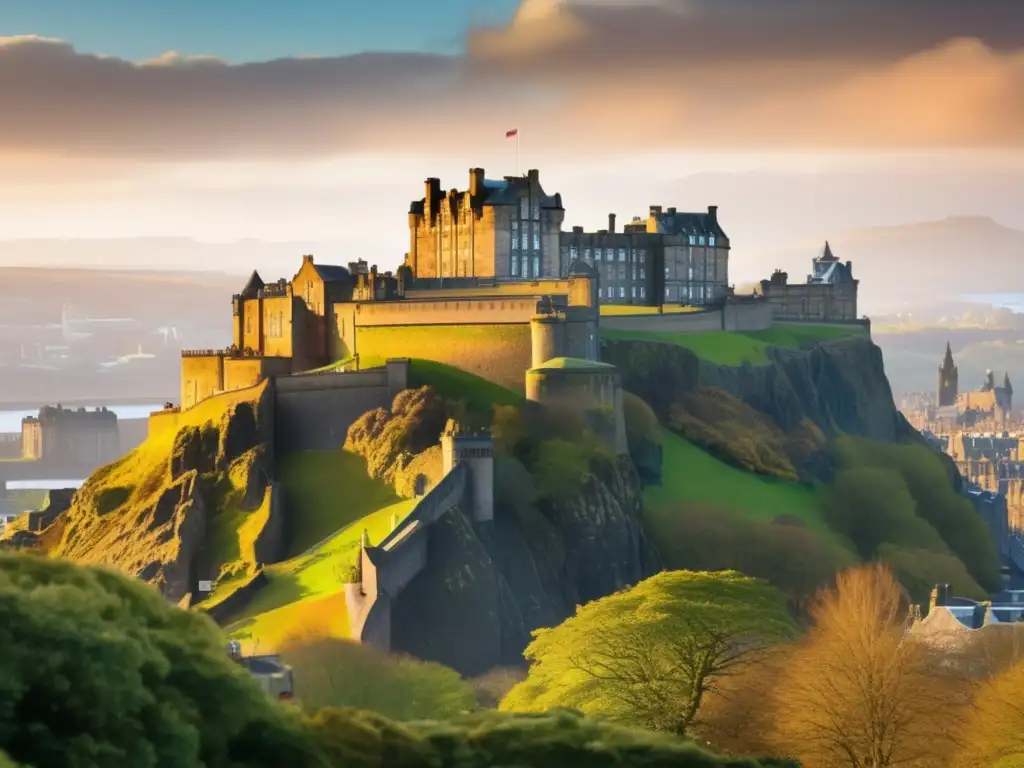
xmin=820 ymin=240 xmax=837 ymax=261
xmin=938 ymin=342 xmax=959 ymax=407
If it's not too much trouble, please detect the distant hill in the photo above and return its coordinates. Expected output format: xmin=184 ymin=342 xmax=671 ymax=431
xmin=0 ymin=237 xmax=351 ymax=278
xmin=760 ymin=216 xmax=1024 ymax=314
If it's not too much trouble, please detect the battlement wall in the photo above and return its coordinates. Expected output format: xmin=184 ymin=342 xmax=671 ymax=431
xmin=602 ymin=298 xmax=772 ymax=334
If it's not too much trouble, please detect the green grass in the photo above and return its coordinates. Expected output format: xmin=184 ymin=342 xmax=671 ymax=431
xmin=357 ymin=356 xmax=523 ymax=413
xmin=599 ymin=304 xmax=700 ymax=316
xmin=602 ymin=323 xmax=867 ymax=366
xmin=645 ymin=429 xmax=832 ymax=535
xmin=305 ymin=356 xmax=355 ymax=374
xmin=225 ymin=495 xmax=418 ymax=651
xmin=279 ymin=448 xmax=405 ymax=558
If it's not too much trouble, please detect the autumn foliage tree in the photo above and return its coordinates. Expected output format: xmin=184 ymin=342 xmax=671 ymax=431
xmin=954 ymin=655 xmax=1024 ymax=766
xmin=771 ymin=564 xmax=966 ymax=768
xmin=500 ymin=570 xmax=795 ymax=737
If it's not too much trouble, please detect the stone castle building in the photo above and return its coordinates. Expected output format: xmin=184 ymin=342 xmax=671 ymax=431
xmin=757 ymin=241 xmax=859 ymax=322
xmin=559 ymin=205 xmax=730 ymax=306
xmin=408 ymin=168 xmax=730 ymax=307
xmin=938 ymin=342 xmax=959 ymax=407
xmin=181 ymin=253 xmax=601 ymax=408
xmin=408 ymin=169 xmax=565 ymax=281
xmin=21 ymin=405 xmax=120 ymax=466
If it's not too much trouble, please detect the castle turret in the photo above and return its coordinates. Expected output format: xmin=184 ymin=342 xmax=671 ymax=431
xmin=441 ymin=427 xmax=494 ymax=522
xmin=530 ymin=310 xmax=566 ymax=370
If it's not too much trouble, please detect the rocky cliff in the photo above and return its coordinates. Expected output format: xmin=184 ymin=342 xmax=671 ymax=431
xmin=602 ymin=335 xmax=947 ymax=482
xmin=8 ymin=385 xmax=277 ymax=605
xmin=388 ymin=455 xmax=659 ymax=677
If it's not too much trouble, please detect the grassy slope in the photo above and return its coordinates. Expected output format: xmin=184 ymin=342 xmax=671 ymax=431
xmin=603 ymin=323 xmax=866 ymax=365
xmin=646 ymin=429 xmax=831 ymax=534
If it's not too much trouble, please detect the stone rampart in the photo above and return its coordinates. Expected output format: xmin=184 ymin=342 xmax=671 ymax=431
xmin=602 ymin=298 xmax=772 ymax=334
xmin=272 ymin=361 xmax=409 ymax=453
xmin=345 ymin=463 xmax=469 ymax=651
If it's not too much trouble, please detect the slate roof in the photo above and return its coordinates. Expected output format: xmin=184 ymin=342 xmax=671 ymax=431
xmin=810 ymin=242 xmax=855 ymax=284
xmin=649 ymin=210 xmax=727 ymax=240
xmin=408 ymin=176 xmax=563 ymax=216
xmin=239 ymin=270 xmax=265 ymax=299
xmin=312 ymin=264 xmax=352 ymax=282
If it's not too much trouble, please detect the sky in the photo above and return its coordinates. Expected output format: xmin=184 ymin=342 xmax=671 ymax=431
xmin=1 ymin=0 xmax=1023 ymax=273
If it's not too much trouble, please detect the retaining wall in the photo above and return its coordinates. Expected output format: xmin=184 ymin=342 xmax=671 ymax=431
xmin=602 ymin=300 xmax=773 ymax=334
xmin=272 ymin=361 xmax=408 ymax=453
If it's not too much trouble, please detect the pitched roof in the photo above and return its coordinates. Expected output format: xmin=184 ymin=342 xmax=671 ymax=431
xmin=819 ymin=240 xmax=838 ymax=261
xmin=650 ymin=210 xmax=727 ymax=239
xmin=239 ymin=270 xmax=265 ymax=299
xmin=312 ymin=263 xmax=352 ymax=282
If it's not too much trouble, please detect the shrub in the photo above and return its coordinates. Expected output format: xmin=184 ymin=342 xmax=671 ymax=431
xmin=278 ymin=637 xmax=476 ymax=720
xmin=667 ymin=388 xmax=798 ymax=481
xmin=648 ymin=502 xmax=855 ymax=600
xmin=831 ymin=437 xmax=1001 ymax=591
xmin=821 ymin=467 xmax=948 ymax=559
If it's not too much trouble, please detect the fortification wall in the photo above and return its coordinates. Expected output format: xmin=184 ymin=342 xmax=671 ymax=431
xmin=352 ymin=297 xmax=541 ymax=327
xmin=602 ymin=300 xmax=772 ymax=334
xmin=273 ymin=362 xmax=408 ymax=453
xmin=356 ymin=324 xmax=532 ymax=392
xmin=181 ymin=354 xmax=225 ymax=410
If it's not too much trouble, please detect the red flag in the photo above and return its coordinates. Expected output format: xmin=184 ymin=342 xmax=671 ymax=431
xmin=506 ymin=128 xmax=518 ymax=138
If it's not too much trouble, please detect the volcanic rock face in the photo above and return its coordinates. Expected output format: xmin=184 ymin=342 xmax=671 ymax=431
xmin=390 ymin=455 xmax=658 ymax=677
xmin=41 ymin=387 xmax=274 ymax=603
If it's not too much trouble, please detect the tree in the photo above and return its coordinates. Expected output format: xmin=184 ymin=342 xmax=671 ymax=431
xmin=772 ymin=564 xmax=966 ymax=768
xmin=500 ymin=570 xmax=795 ymax=736
xmin=0 ymin=552 xmax=320 ymax=768
xmin=955 ymin=657 xmax=1024 ymax=766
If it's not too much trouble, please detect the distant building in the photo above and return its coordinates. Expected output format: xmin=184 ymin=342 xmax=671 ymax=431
xmin=938 ymin=342 xmax=959 ymax=407
xmin=935 ymin=343 xmax=1013 ymax=430
xmin=757 ymin=241 xmax=859 ymax=322
xmin=407 ymin=168 xmax=565 ymax=281
xmin=21 ymin=405 xmax=119 ymax=466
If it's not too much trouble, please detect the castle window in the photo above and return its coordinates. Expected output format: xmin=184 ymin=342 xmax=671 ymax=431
xmin=665 ymin=267 xmax=670 ymax=278
xmin=569 ymin=246 xmax=578 ymax=261
xmin=618 ymin=248 xmax=626 ymax=262
xmin=607 ymin=286 xmax=614 ymax=299
xmin=618 ymin=264 xmax=626 ymax=280
xmin=594 ymin=248 xmax=601 ymax=262
xmin=512 ymin=254 xmax=520 ymax=277
xmin=532 ymin=200 xmax=540 ymax=220
xmin=532 ymin=255 xmax=540 ymax=277
xmin=631 ymin=286 xmax=637 ymax=299
xmin=640 ymin=266 xmax=646 ymax=280
xmin=520 ymin=197 xmax=529 ymax=219
xmin=619 ymin=286 xmax=625 ymax=298
xmin=584 ymin=247 xmax=591 ymax=262
xmin=698 ymin=235 xmax=706 ymax=245
xmin=533 ymin=231 xmax=540 ymax=251
xmin=632 ymin=264 xmax=637 ymax=280
xmin=512 ymin=235 xmax=519 ymax=250
xmin=640 ymin=286 xmax=646 ymax=299
xmin=688 ymin=235 xmax=696 ymax=245
xmin=709 ymin=235 xmax=716 ymax=247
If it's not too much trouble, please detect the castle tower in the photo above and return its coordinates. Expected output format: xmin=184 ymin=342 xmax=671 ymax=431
xmin=530 ymin=311 xmax=566 ymax=370
xmin=938 ymin=342 xmax=958 ymax=407
xmin=441 ymin=430 xmax=494 ymax=523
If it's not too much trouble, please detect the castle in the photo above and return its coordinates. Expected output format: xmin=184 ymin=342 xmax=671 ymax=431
xmin=20 ymin=405 xmax=120 ymax=466
xmin=756 ymin=241 xmax=859 ymax=322
xmin=180 ymin=167 xmax=862 ymax=410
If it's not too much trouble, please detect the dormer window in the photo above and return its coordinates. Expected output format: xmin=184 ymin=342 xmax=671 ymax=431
xmin=709 ymin=235 xmax=716 ymax=247
xmin=698 ymin=235 xmax=706 ymax=246
xmin=688 ymin=235 xmax=696 ymax=246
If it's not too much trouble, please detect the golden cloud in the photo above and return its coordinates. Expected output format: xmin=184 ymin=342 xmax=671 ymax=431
xmin=0 ymin=0 xmax=1022 ymax=160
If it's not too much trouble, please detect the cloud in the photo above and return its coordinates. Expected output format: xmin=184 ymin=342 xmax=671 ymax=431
xmin=1 ymin=0 xmax=1023 ymax=160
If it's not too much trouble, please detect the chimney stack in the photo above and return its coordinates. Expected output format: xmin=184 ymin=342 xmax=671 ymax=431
xmin=528 ymin=169 xmax=539 ymax=183
xmin=608 ymin=213 xmax=616 ymax=233
xmin=649 ymin=205 xmax=662 ymax=216
xmin=667 ymin=207 xmax=676 ymax=215
xmin=302 ymin=254 xmax=314 ymax=264
xmin=469 ymin=168 xmax=484 ymax=197
xmin=708 ymin=205 xmax=718 ymax=222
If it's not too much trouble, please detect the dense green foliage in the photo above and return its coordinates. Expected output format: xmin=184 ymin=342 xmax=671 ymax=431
xmin=279 ymin=639 xmax=476 ymax=720
xmin=501 ymin=570 xmax=795 ymax=734
xmin=0 ymin=553 xmax=312 ymax=768
xmin=650 ymin=503 xmax=856 ymax=600
xmin=0 ymin=553 xmax=787 ymax=768
xmin=826 ymin=437 xmax=1000 ymax=594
